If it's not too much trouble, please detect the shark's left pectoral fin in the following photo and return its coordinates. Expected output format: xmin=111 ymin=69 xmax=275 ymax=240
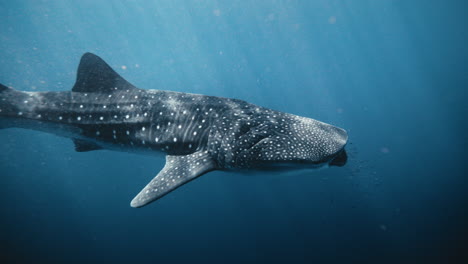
xmin=130 ymin=151 xmax=217 ymax=208
xmin=73 ymin=139 xmax=102 ymax=152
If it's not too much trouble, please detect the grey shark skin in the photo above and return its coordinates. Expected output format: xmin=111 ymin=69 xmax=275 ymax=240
xmin=0 ymin=53 xmax=348 ymax=208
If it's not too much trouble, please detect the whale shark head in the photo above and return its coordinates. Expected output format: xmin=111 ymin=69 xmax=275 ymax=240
xmin=233 ymin=114 xmax=348 ymax=169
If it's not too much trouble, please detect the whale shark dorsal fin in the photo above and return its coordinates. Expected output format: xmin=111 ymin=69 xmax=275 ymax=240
xmin=72 ymin=52 xmax=137 ymax=93
xmin=130 ymin=151 xmax=217 ymax=208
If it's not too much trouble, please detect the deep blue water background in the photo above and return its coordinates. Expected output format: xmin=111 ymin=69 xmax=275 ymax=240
xmin=0 ymin=0 xmax=467 ymax=263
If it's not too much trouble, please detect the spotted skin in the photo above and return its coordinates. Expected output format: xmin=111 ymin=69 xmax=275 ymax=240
xmin=130 ymin=150 xmax=216 ymax=207
xmin=0 ymin=53 xmax=348 ymax=208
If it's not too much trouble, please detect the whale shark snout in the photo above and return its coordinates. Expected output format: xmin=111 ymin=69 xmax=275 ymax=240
xmin=314 ymin=123 xmax=348 ymax=165
xmin=288 ymin=117 xmax=348 ymax=165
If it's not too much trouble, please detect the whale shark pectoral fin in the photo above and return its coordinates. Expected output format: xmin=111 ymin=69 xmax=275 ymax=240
xmin=130 ymin=151 xmax=217 ymax=208
xmin=72 ymin=139 xmax=102 ymax=152
xmin=72 ymin=53 xmax=137 ymax=93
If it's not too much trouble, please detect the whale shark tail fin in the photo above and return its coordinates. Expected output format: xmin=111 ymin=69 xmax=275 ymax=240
xmin=0 ymin=83 xmax=17 ymax=128
xmin=0 ymin=84 xmax=24 ymax=122
xmin=0 ymin=83 xmax=9 ymax=92
xmin=72 ymin=53 xmax=138 ymax=94
xmin=0 ymin=84 xmax=36 ymax=130
xmin=0 ymin=83 xmax=10 ymax=118
xmin=130 ymin=151 xmax=217 ymax=208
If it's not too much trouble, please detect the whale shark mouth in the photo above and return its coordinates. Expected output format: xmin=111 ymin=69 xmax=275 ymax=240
xmin=329 ymin=149 xmax=347 ymax=167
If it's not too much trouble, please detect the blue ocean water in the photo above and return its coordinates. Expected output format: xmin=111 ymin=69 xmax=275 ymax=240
xmin=0 ymin=0 xmax=466 ymax=263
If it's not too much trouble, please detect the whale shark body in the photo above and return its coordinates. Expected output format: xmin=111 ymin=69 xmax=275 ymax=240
xmin=0 ymin=53 xmax=348 ymax=207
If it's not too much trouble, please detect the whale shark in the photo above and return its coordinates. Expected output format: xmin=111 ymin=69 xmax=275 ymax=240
xmin=0 ymin=53 xmax=348 ymax=208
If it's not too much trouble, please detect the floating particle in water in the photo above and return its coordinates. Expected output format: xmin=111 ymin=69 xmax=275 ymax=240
xmin=329 ymin=16 xmax=336 ymax=24
xmin=380 ymin=147 xmax=390 ymax=154
xmin=121 ymin=65 xmax=127 ymax=70
xmin=267 ymin=13 xmax=275 ymax=21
